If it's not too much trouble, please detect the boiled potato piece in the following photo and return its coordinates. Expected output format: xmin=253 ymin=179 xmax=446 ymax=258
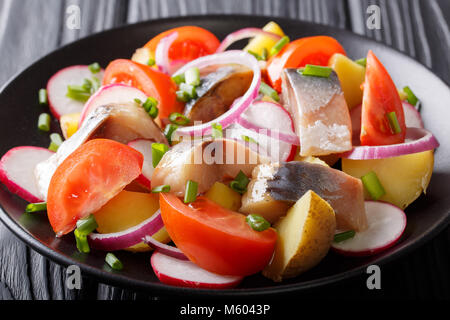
xmin=244 ymin=21 xmax=285 ymax=55
xmin=263 ymin=190 xmax=336 ymax=282
xmin=205 ymin=182 xmax=242 ymax=211
xmin=94 ymin=190 xmax=170 ymax=252
xmin=60 ymin=113 xmax=80 ymax=139
xmin=328 ymin=53 xmax=365 ymax=109
xmin=342 ymin=150 xmax=434 ymax=209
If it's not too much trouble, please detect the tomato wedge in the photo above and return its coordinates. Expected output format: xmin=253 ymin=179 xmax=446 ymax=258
xmin=103 ymin=59 xmax=183 ymax=121
xmin=144 ymin=26 xmax=220 ymax=62
xmin=159 ymin=193 xmax=277 ymax=276
xmin=266 ymin=36 xmax=346 ymax=92
xmin=47 ymin=139 xmax=143 ymax=236
xmin=360 ymin=50 xmax=406 ymax=146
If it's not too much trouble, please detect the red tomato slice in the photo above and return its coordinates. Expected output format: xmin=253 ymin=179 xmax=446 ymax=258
xmin=159 ymin=193 xmax=277 ymax=276
xmin=102 ymin=59 xmax=183 ymax=122
xmin=47 ymin=139 xmax=143 ymax=236
xmin=144 ymin=26 xmax=220 ymax=62
xmin=266 ymin=36 xmax=346 ymax=92
xmin=360 ymin=50 xmax=406 ymax=145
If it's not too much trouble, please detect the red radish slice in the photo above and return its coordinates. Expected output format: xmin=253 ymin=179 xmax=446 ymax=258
xmin=88 ymin=210 xmax=164 ymax=251
xmin=79 ymin=84 xmax=148 ymax=126
xmin=127 ymin=139 xmax=154 ymax=188
xmin=151 ymin=251 xmax=243 ymax=289
xmin=0 ymin=147 xmax=54 ymax=202
xmin=47 ymin=65 xmax=104 ymax=119
xmin=216 ymin=27 xmax=281 ymax=53
xmin=142 ymin=235 xmax=188 ymax=261
xmin=332 ymin=201 xmax=407 ymax=256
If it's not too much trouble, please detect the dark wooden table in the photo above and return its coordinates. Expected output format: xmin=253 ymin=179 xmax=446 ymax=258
xmin=0 ymin=0 xmax=448 ymax=300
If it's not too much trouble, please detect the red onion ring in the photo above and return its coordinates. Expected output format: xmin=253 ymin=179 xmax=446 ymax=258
xmin=155 ymin=32 xmax=186 ymax=75
xmin=88 ymin=210 xmax=164 ymax=251
xmin=341 ymin=127 xmax=439 ymax=160
xmin=172 ymin=50 xmax=261 ymax=136
xmin=216 ymin=27 xmax=282 ymax=52
xmin=142 ymin=235 xmax=188 ymax=261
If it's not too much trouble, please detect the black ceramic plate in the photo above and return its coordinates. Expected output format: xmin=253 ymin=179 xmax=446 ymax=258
xmin=0 ymin=15 xmax=449 ymax=297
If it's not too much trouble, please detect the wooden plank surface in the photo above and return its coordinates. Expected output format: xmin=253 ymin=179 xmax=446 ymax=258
xmin=0 ymin=0 xmax=448 ymax=300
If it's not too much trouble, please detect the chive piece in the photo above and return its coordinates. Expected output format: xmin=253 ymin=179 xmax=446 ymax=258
xmin=151 ymin=185 xmax=171 ymax=193
xmin=270 ymin=36 xmax=290 ymax=56
xmin=403 ymin=86 xmax=419 ymax=106
xmin=76 ymin=214 xmax=98 ymax=236
xmin=211 ymin=123 xmax=223 ymax=139
xmin=185 ymin=67 xmax=200 ymax=87
xmin=261 ymin=48 xmax=268 ymax=61
xmin=164 ymin=124 xmax=179 ymax=145
xmin=355 ymin=58 xmax=367 ymax=67
xmin=334 ymin=230 xmax=356 ymax=243
xmin=88 ymin=62 xmax=101 ymax=74
xmin=386 ymin=111 xmax=402 ymax=134
xmin=230 ymin=170 xmax=250 ymax=194
xmin=38 ymin=113 xmax=51 ymax=132
xmin=147 ymin=58 xmax=155 ymax=66
xmin=151 ymin=143 xmax=169 ymax=168
xmin=48 ymin=133 xmax=63 ymax=152
xmin=184 ymin=180 xmax=198 ymax=203
xmin=169 ymin=112 xmax=190 ymax=126
xmin=361 ymin=171 xmax=386 ymax=201
xmin=105 ymin=253 xmax=123 ymax=270
xmin=259 ymin=81 xmax=280 ymax=102
xmin=246 ymin=214 xmax=270 ymax=232
xmin=38 ymin=89 xmax=48 ymax=106
xmin=180 ymin=83 xmax=197 ymax=99
xmin=301 ymin=64 xmax=333 ymax=78
xmin=241 ymin=135 xmax=258 ymax=144
xmin=25 ymin=202 xmax=47 ymax=213
xmin=176 ymin=90 xmax=190 ymax=102
xmin=66 ymin=85 xmax=91 ymax=102
xmin=171 ymin=73 xmax=186 ymax=85
xmin=74 ymin=229 xmax=90 ymax=253
xmin=247 ymin=50 xmax=263 ymax=61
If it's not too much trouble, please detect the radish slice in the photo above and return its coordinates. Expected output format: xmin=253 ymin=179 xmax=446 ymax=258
xmin=332 ymin=201 xmax=407 ymax=256
xmin=142 ymin=235 xmax=188 ymax=261
xmin=47 ymin=65 xmax=104 ymax=119
xmin=342 ymin=127 xmax=439 ymax=160
xmin=88 ymin=210 xmax=164 ymax=251
xmin=151 ymin=251 xmax=243 ymax=289
xmin=79 ymin=84 xmax=148 ymax=126
xmin=0 ymin=147 xmax=54 ymax=203
xmin=127 ymin=139 xmax=154 ymax=188
xmin=216 ymin=27 xmax=281 ymax=53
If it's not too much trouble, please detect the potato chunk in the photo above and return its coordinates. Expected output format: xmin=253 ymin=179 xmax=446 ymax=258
xmin=263 ymin=190 xmax=336 ymax=282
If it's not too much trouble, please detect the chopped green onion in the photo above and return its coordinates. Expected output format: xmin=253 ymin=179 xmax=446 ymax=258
xmin=148 ymin=105 xmax=159 ymax=118
xmin=164 ymin=124 xmax=179 ymax=145
xmin=403 ymin=86 xmax=419 ymax=106
xmin=176 ymin=90 xmax=190 ymax=102
xmin=247 ymin=50 xmax=263 ymax=61
xmin=147 ymin=58 xmax=155 ymax=66
xmin=76 ymin=214 xmax=98 ymax=236
xmin=48 ymin=133 xmax=63 ymax=152
xmin=142 ymin=97 xmax=158 ymax=112
xmin=229 ymin=170 xmax=250 ymax=194
xmin=211 ymin=123 xmax=223 ymax=139
xmin=361 ymin=171 xmax=386 ymax=201
xmin=259 ymin=81 xmax=280 ymax=102
xmin=241 ymin=135 xmax=258 ymax=144
xmin=134 ymin=98 xmax=142 ymax=105
xmin=25 ymin=202 xmax=47 ymax=213
xmin=334 ymin=230 xmax=356 ymax=243
xmin=66 ymin=85 xmax=91 ymax=102
xmin=270 ymin=36 xmax=290 ymax=56
xmin=246 ymin=214 xmax=270 ymax=232
xmin=151 ymin=143 xmax=169 ymax=168
xmin=301 ymin=64 xmax=333 ymax=78
xmin=151 ymin=185 xmax=171 ymax=193
xmin=74 ymin=229 xmax=90 ymax=253
xmin=38 ymin=113 xmax=51 ymax=132
xmin=88 ymin=62 xmax=101 ymax=74
xmin=184 ymin=180 xmax=198 ymax=203
xmin=386 ymin=111 xmax=402 ymax=134
xmin=82 ymin=78 xmax=93 ymax=91
xmin=171 ymin=73 xmax=186 ymax=85
xmin=261 ymin=48 xmax=268 ymax=61
xmin=91 ymin=76 xmax=101 ymax=91
xmin=38 ymin=89 xmax=48 ymax=106
xmin=180 ymin=83 xmax=197 ymax=99
xmin=169 ymin=112 xmax=190 ymax=125
xmin=105 ymin=253 xmax=123 ymax=270
xmin=185 ymin=67 xmax=200 ymax=87
xmin=355 ymin=58 xmax=367 ymax=67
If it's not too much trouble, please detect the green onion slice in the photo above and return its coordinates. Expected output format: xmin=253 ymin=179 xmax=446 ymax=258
xmin=259 ymin=81 xmax=280 ymax=102
xmin=301 ymin=64 xmax=333 ymax=78
xmin=25 ymin=202 xmax=47 ymax=213
xmin=355 ymin=58 xmax=367 ymax=67
xmin=151 ymin=143 xmax=169 ymax=168
xmin=334 ymin=230 xmax=356 ymax=243
xmin=147 ymin=58 xmax=155 ymax=66
xmin=185 ymin=67 xmax=201 ymax=87
xmin=151 ymin=185 xmax=171 ymax=193
xmin=211 ymin=123 xmax=223 ymax=139
xmin=386 ymin=111 xmax=402 ymax=134
xmin=176 ymin=90 xmax=190 ymax=102
xmin=261 ymin=48 xmax=268 ymax=61
xmin=76 ymin=214 xmax=98 ymax=236
xmin=48 ymin=133 xmax=63 ymax=152
xmin=230 ymin=170 xmax=250 ymax=194
xmin=105 ymin=253 xmax=123 ymax=270
xmin=38 ymin=113 xmax=51 ymax=132
xmin=171 ymin=73 xmax=186 ymax=85
xmin=179 ymin=83 xmax=197 ymax=99
xmin=247 ymin=50 xmax=263 ymax=61
xmin=169 ymin=112 xmax=190 ymax=126
xmin=74 ymin=229 xmax=90 ymax=253
xmin=38 ymin=89 xmax=48 ymax=106
xmin=241 ymin=135 xmax=258 ymax=144
xmin=270 ymin=36 xmax=290 ymax=57
xmin=184 ymin=180 xmax=198 ymax=203
xmin=246 ymin=214 xmax=270 ymax=232
xmin=164 ymin=124 xmax=179 ymax=145
xmin=403 ymin=86 xmax=419 ymax=106
xmin=361 ymin=171 xmax=386 ymax=201
xmin=88 ymin=62 xmax=101 ymax=74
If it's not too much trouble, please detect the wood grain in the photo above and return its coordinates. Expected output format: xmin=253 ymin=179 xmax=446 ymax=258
xmin=0 ymin=0 xmax=448 ymax=300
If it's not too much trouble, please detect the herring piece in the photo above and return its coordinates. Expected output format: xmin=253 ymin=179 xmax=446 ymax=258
xmin=281 ymin=68 xmax=352 ymax=156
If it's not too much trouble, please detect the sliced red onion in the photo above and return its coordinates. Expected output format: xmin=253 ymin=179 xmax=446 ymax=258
xmin=155 ymin=32 xmax=183 ymax=75
xmin=142 ymin=235 xmax=188 ymax=261
xmin=342 ymin=127 xmax=439 ymax=160
xmin=172 ymin=50 xmax=261 ymax=136
xmin=216 ymin=27 xmax=281 ymax=53
xmin=88 ymin=210 xmax=163 ymax=251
